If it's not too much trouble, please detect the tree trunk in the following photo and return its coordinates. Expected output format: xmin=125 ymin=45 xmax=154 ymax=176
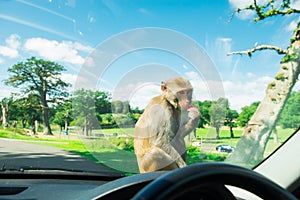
xmin=83 ymin=116 xmax=88 ymax=136
xmin=215 ymin=126 xmax=220 ymax=139
xmin=230 ymin=126 xmax=234 ymax=138
xmin=34 ymin=120 xmax=39 ymax=135
xmin=227 ymin=28 xmax=300 ymax=166
xmin=64 ymin=120 xmax=68 ymax=132
xmin=21 ymin=119 xmax=27 ymax=128
xmin=42 ymin=101 xmax=53 ymax=135
xmin=1 ymin=102 xmax=9 ymax=128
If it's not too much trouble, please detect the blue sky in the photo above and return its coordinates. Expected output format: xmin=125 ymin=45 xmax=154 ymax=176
xmin=0 ymin=0 xmax=300 ymax=111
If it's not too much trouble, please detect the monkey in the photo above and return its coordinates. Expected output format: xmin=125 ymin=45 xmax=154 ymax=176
xmin=134 ymin=77 xmax=200 ymax=173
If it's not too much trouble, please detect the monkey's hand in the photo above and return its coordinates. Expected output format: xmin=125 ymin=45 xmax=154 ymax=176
xmin=180 ymin=106 xmax=200 ymax=137
xmin=187 ymin=106 xmax=200 ymax=125
xmin=176 ymin=157 xmax=187 ymax=168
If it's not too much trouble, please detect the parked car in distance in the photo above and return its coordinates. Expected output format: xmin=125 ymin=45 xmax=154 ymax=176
xmin=216 ymin=145 xmax=235 ymax=153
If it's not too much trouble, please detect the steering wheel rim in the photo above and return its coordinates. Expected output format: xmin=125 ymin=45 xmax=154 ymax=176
xmin=132 ymin=162 xmax=297 ymax=200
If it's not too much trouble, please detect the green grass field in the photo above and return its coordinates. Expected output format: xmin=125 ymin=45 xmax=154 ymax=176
xmin=0 ymin=126 xmax=296 ymax=174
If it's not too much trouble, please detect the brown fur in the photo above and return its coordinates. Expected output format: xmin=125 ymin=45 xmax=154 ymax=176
xmin=134 ymin=77 xmax=199 ymax=173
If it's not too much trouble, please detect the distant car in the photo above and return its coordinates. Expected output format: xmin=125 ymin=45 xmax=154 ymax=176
xmin=191 ymin=141 xmax=201 ymax=147
xmin=216 ymin=145 xmax=235 ymax=153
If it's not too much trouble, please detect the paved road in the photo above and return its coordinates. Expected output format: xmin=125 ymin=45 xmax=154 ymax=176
xmin=0 ymin=138 xmax=124 ymax=176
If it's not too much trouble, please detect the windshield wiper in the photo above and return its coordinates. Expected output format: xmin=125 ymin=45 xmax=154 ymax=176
xmin=0 ymin=163 xmax=125 ymax=179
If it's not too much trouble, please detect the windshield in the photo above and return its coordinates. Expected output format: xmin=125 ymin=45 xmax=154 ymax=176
xmin=0 ymin=0 xmax=299 ymax=176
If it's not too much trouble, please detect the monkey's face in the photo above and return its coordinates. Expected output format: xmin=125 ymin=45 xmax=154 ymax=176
xmin=176 ymin=89 xmax=193 ymax=110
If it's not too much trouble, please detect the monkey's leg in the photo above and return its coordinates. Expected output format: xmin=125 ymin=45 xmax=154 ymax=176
xmin=138 ymin=147 xmax=179 ymax=173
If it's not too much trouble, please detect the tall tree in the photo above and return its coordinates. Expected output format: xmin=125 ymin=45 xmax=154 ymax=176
xmin=4 ymin=57 xmax=70 ymax=135
xmin=224 ymin=109 xmax=239 ymax=138
xmin=72 ymin=89 xmax=99 ymax=136
xmin=111 ymin=100 xmax=123 ymax=114
xmin=210 ymin=98 xmax=228 ymax=139
xmin=227 ymin=1 xmax=300 ymax=165
xmin=94 ymin=91 xmax=111 ymax=114
xmin=193 ymin=100 xmax=212 ymax=128
xmin=11 ymin=95 xmax=41 ymax=130
xmin=52 ymin=100 xmax=73 ymax=132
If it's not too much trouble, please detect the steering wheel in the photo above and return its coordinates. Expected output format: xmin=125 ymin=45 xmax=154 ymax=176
xmin=133 ymin=162 xmax=297 ymax=200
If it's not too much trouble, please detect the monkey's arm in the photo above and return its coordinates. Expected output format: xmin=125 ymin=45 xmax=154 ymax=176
xmin=180 ymin=107 xmax=200 ymax=137
xmin=147 ymin=104 xmax=187 ymax=168
xmin=162 ymin=144 xmax=187 ymax=168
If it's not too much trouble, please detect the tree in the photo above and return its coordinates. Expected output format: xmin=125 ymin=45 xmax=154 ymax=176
xmin=131 ymin=107 xmax=144 ymax=114
xmin=279 ymin=91 xmax=300 ymax=129
xmin=72 ymin=89 xmax=99 ymax=136
xmin=111 ymin=100 xmax=132 ymax=114
xmin=0 ymin=97 xmax=12 ymax=128
xmin=4 ymin=57 xmax=70 ymax=135
xmin=201 ymin=100 xmax=212 ymax=126
xmin=20 ymin=94 xmax=41 ymax=133
xmin=122 ymin=101 xmax=130 ymax=114
xmin=224 ymin=109 xmax=239 ymax=138
xmin=237 ymin=102 xmax=260 ymax=127
xmin=52 ymin=100 xmax=73 ymax=132
xmin=210 ymin=98 xmax=228 ymax=139
xmin=111 ymin=100 xmax=123 ymax=114
xmin=11 ymin=95 xmax=41 ymax=131
xmin=227 ymin=1 xmax=300 ymax=165
xmin=94 ymin=91 xmax=111 ymax=114
xmin=193 ymin=100 xmax=212 ymax=128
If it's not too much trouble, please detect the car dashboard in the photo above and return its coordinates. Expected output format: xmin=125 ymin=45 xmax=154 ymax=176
xmin=0 ymin=172 xmax=161 ymax=200
xmin=0 ymin=164 xmax=299 ymax=200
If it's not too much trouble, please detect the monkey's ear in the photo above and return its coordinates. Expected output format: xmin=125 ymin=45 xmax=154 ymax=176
xmin=161 ymin=81 xmax=167 ymax=92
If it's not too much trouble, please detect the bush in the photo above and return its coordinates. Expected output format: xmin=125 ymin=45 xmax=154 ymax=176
xmin=114 ymin=115 xmax=135 ymax=128
xmin=107 ymin=139 xmax=227 ymax=164
xmin=186 ymin=145 xmax=227 ymax=164
xmin=187 ymin=145 xmax=200 ymax=156
xmin=109 ymin=137 xmax=134 ymax=152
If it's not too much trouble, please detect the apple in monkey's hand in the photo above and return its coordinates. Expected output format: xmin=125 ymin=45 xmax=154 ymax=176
xmin=187 ymin=105 xmax=200 ymax=119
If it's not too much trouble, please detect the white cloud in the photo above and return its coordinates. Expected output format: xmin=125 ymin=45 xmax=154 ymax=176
xmin=0 ymin=83 xmax=19 ymax=99
xmin=247 ymin=72 xmax=255 ymax=78
xmin=291 ymin=0 xmax=300 ymax=9
xmin=113 ymin=82 xmax=160 ymax=109
xmin=23 ymin=38 xmax=93 ymax=65
xmin=60 ymin=73 xmax=78 ymax=87
xmin=228 ymin=0 xmax=253 ymax=8
xmin=189 ymin=75 xmax=273 ymax=112
xmin=109 ymin=66 xmax=275 ymax=112
xmin=186 ymin=71 xmax=201 ymax=80
xmin=285 ymin=19 xmax=299 ymax=32
xmin=130 ymin=85 xmax=160 ymax=109
xmin=0 ymin=46 xmax=18 ymax=58
xmin=0 ymin=34 xmax=21 ymax=58
xmin=182 ymin=64 xmax=188 ymax=69
xmin=223 ymin=76 xmax=273 ymax=111
xmin=126 ymin=77 xmax=268 ymax=111
xmin=215 ymin=37 xmax=233 ymax=66
xmin=6 ymin=34 xmax=21 ymax=49
xmin=139 ymin=8 xmax=151 ymax=15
